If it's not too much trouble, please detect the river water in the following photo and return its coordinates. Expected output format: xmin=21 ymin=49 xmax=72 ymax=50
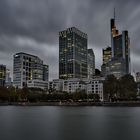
xmin=0 ymin=106 xmax=140 ymax=140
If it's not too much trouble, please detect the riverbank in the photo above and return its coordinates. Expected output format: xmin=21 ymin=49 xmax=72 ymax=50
xmin=1 ymin=101 xmax=140 ymax=107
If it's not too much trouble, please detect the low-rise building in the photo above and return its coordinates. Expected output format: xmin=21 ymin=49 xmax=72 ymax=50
xmin=86 ymin=79 xmax=104 ymax=101
xmin=48 ymin=77 xmax=105 ymax=101
xmin=136 ymin=72 xmax=140 ymax=83
xmin=63 ymin=78 xmax=86 ymax=93
xmin=48 ymin=79 xmax=63 ymax=92
xmin=27 ymin=80 xmax=48 ymax=90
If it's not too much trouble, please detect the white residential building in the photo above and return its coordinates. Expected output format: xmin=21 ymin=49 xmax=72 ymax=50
xmin=86 ymin=79 xmax=104 ymax=101
xmin=63 ymin=78 xmax=86 ymax=93
xmin=48 ymin=79 xmax=63 ymax=91
xmin=48 ymin=77 xmax=105 ymax=101
xmin=27 ymin=80 xmax=48 ymax=90
xmin=13 ymin=52 xmax=49 ymax=89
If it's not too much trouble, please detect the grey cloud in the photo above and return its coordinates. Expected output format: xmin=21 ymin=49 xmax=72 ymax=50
xmin=0 ymin=0 xmax=140 ymax=79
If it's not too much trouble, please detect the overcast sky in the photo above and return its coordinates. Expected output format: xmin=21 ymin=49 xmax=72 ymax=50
xmin=0 ymin=0 xmax=140 ymax=80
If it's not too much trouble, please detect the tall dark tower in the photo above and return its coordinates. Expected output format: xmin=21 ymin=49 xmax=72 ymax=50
xmin=122 ymin=30 xmax=131 ymax=74
xmin=108 ymin=9 xmax=131 ymax=78
xmin=59 ymin=27 xmax=88 ymax=79
xmin=110 ymin=8 xmax=119 ymax=58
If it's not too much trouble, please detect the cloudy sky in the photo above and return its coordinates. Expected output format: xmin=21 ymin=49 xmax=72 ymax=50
xmin=0 ymin=0 xmax=140 ymax=80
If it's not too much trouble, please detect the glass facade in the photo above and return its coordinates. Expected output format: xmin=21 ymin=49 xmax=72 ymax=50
xmin=87 ymin=49 xmax=95 ymax=78
xmin=101 ymin=47 xmax=112 ymax=76
xmin=103 ymin=47 xmax=112 ymax=64
xmin=59 ymin=27 xmax=88 ymax=79
xmin=102 ymin=17 xmax=130 ymax=79
xmin=0 ymin=65 xmax=6 ymax=86
xmin=43 ymin=64 xmax=49 ymax=81
xmin=13 ymin=52 xmax=47 ymax=88
xmin=108 ymin=18 xmax=130 ymax=78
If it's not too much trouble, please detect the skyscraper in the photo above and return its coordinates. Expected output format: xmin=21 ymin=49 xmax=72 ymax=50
xmin=43 ymin=64 xmax=49 ymax=81
xmin=0 ymin=65 xmax=6 ymax=86
xmin=136 ymin=72 xmax=140 ymax=83
xmin=102 ymin=46 xmax=112 ymax=65
xmin=5 ymin=69 xmax=12 ymax=87
xmin=87 ymin=49 xmax=95 ymax=78
xmin=13 ymin=52 xmax=48 ymax=88
xmin=102 ymin=12 xmax=131 ymax=79
xmin=59 ymin=27 xmax=88 ymax=79
xmin=110 ymin=16 xmax=130 ymax=78
xmin=101 ymin=46 xmax=112 ymax=76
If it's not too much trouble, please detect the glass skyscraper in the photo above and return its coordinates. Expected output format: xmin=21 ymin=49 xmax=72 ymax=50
xmin=87 ymin=49 xmax=95 ymax=78
xmin=59 ymin=27 xmax=88 ymax=79
xmin=101 ymin=14 xmax=130 ymax=79
xmin=43 ymin=64 xmax=49 ymax=81
xmin=0 ymin=65 xmax=6 ymax=86
xmin=101 ymin=46 xmax=112 ymax=76
xmin=110 ymin=17 xmax=130 ymax=78
xmin=101 ymin=13 xmax=131 ymax=79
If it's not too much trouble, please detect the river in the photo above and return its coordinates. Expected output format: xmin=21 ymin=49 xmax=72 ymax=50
xmin=0 ymin=106 xmax=140 ymax=140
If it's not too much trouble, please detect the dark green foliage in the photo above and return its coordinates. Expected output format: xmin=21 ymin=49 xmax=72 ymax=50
xmin=104 ymin=75 xmax=118 ymax=101
xmin=104 ymin=74 xmax=137 ymax=101
xmin=0 ymin=74 xmax=137 ymax=103
xmin=88 ymin=94 xmax=100 ymax=102
xmin=0 ymin=87 xmax=10 ymax=101
xmin=119 ymin=74 xmax=137 ymax=100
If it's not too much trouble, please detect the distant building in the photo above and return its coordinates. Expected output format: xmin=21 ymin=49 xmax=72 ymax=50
xmin=27 ymin=80 xmax=48 ymax=90
xmin=103 ymin=47 xmax=112 ymax=65
xmin=110 ymin=17 xmax=131 ymax=78
xmin=107 ymin=58 xmax=126 ymax=78
xmin=87 ymin=49 xmax=95 ymax=78
xmin=101 ymin=13 xmax=131 ymax=79
xmin=63 ymin=78 xmax=86 ymax=93
xmin=59 ymin=27 xmax=88 ymax=79
xmin=48 ymin=77 xmax=105 ymax=101
xmin=136 ymin=72 xmax=140 ymax=83
xmin=86 ymin=78 xmax=104 ymax=101
xmin=137 ymin=82 xmax=140 ymax=95
xmin=13 ymin=52 xmax=49 ymax=89
xmin=0 ymin=65 xmax=6 ymax=86
xmin=43 ymin=65 xmax=49 ymax=81
xmin=5 ymin=69 xmax=12 ymax=87
xmin=101 ymin=46 xmax=112 ymax=76
xmin=49 ymin=79 xmax=64 ymax=92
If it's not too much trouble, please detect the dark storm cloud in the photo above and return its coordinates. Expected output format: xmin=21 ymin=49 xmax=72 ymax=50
xmin=0 ymin=0 xmax=140 ymax=79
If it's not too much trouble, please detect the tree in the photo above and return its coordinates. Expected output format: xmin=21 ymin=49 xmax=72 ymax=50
xmin=73 ymin=90 xmax=87 ymax=101
xmin=0 ymin=87 xmax=10 ymax=101
xmin=119 ymin=74 xmax=137 ymax=100
xmin=8 ymin=86 xmax=18 ymax=102
xmin=88 ymin=94 xmax=100 ymax=102
xmin=104 ymin=75 xmax=118 ymax=101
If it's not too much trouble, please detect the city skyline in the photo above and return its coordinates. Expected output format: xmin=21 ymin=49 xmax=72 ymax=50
xmin=0 ymin=0 xmax=140 ymax=80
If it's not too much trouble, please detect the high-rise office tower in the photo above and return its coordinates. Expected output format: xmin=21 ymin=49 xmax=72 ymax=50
xmin=59 ymin=27 xmax=88 ymax=79
xmin=101 ymin=46 xmax=112 ymax=76
xmin=43 ymin=64 xmax=49 ymax=81
xmin=0 ymin=65 xmax=6 ymax=86
xmin=5 ymin=69 xmax=12 ymax=87
xmin=13 ymin=52 xmax=44 ymax=88
xmin=87 ymin=49 xmax=95 ymax=78
xmin=105 ymin=11 xmax=131 ymax=78
xmin=136 ymin=72 xmax=140 ymax=83
xmin=102 ymin=47 xmax=112 ymax=65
